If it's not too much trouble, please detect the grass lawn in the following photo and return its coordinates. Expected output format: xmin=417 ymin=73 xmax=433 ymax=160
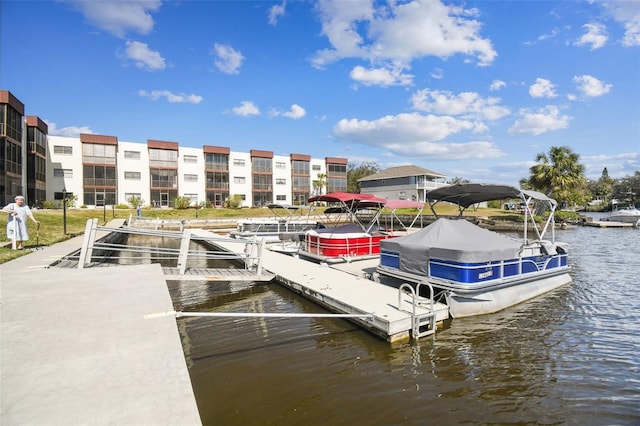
xmin=0 ymin=204 xmax=513 ymax=264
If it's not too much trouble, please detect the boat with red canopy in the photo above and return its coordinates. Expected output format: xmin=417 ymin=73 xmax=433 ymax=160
xmin=299 ymin=192 xmax=425 ymax=263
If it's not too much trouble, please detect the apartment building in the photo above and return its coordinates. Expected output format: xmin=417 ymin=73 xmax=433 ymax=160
xmin=2 ymin=89 xmax=348 ymax=208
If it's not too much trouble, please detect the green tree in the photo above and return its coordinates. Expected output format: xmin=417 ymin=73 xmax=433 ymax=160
xmin=347 ymin=161 xmax=380 ymax=193
xmin=594 ymin=167 xmax=614 ymax=203
xmin=313 ymin=173 xmax=327 ymax=196
xmin=447 ymin=176 xmax=471 ymax=184
xmin=525 ymin=146 xmax=590 ymax=208
xmin=611 ymin=171 xmax=640 ymax=206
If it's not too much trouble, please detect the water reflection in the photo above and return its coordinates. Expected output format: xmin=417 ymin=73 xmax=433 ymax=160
xmin=170 ymin=224 xmax=639 ymax=425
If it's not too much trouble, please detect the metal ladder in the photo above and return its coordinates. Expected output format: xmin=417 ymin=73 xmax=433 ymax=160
xmin=398 ymin=282 xmax=437 ymax=339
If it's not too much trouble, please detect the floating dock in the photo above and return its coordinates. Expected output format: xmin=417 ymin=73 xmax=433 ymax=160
xmin=198 ymin=231 xmax=450 ymax=343
xmin=582 ymin=220 xmax=636 ymax=228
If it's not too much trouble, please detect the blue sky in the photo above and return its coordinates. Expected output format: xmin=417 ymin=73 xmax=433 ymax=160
xmin=2 ymin=0 xmax=639 ymax=186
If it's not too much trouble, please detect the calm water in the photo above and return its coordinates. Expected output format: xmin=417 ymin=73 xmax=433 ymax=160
xmin=166 ymin=222 xmax=639 ymax=425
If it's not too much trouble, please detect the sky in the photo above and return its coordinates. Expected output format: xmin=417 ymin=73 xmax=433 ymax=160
xmin=1 ymin=0 xmax=639 ymax=186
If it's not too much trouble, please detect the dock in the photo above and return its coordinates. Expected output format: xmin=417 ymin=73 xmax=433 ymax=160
xmin=582 ymin=220 xmax=636 ymax=228
xmin=0 ymin=221 xmax=201 ymax=425
xmin=200 ymin=231 xmax=450 ymax=343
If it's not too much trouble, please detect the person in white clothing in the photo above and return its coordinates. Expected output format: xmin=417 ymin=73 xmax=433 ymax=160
xmin=2 ymin=195 xmax=39 ymax=250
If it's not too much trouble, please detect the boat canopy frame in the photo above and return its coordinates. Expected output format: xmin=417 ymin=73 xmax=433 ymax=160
xmin=426 ymin=183 xmax=559 ymax=244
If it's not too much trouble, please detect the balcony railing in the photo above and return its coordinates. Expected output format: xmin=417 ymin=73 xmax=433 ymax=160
xmin=83 ymin=178 xmax=117 ymax=187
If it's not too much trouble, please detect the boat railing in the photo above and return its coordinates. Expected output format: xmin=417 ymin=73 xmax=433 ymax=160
xmin=398 ymin=283 xmax=436 ymax=338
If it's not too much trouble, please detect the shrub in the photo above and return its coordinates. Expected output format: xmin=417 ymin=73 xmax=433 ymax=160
xmin=174 ymin=196 xmax=192 ymax=209
xmin=224 ymin=194 xmax=243 ymax=209
xmin=127 ymin=195 xmax=144 ymax=208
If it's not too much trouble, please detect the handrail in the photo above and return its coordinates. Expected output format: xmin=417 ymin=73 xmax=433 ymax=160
xmin=77 ymin=219 xmax=265 ymax=272
xmin=398 ymin=283 xmax=437 ymax=339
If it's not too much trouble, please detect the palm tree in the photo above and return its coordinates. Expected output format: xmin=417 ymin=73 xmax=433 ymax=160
xmin=527 ymin=146 xmax=589 ymax=208
xmin=313 ymin=173 xmax=327 ymax=196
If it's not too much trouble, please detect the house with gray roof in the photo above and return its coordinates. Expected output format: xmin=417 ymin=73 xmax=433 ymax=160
xmin=358 ymin=165 xmax=447 ymax=202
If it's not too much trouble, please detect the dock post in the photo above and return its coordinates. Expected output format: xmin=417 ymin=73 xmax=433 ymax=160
xmin=77 ymin=218 xmax=98 ymax=269
xmin=177 ymin=229 xmax=191 ymax=275
xmin=255 ymin=238 xmax=265 ymax=275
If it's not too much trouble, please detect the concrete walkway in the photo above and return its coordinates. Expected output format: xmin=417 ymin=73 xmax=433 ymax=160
xmin=0 ymin=225 xmax=201 ymax=425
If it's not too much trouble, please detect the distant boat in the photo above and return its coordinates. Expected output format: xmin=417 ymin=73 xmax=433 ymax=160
xmin=230 ymin=204 xmax=322 ymax=242
xmin=376 ymin=183 xmax=572 ymax=318
xmin=607 ymin=201 xmax=640 ymax=225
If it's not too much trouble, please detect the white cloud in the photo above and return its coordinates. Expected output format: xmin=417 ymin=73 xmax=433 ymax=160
xmin=582 ymin=152 xmax=640 ymax=179
xmin=529 ymin=78 xmax=557 ymax=98
xmin=138 ymin=90 xmax=203 ymax=104
xmin=123 ymin=41 xmax=166 ymax=71
xmin=45 ymin=121 xmax=94 ymax=137
xmin=311 ymin=0 xmax=497 ymax=70
xmin=575 ymin=23 xmax=608 ymax=50
xmin=212 ymin=43 xmax=245 ymax=74
xmin=430 ymin=68 xmax=444 ymax=80
xmin=410 ymin=89 xmax=510 ymax=121
xmin=508 ymin=105 xmax=571 ymax=136
xmin=332 ymin=112 xmax=505 ymax=160
xmin=283 ymin=104 xmax=306 ymax=119
xmin=334 ymin=113 xmax=475 ymax=145
xmin=269 ymin=1 xmax=286 ymax=25
xmin=271 ymin=104 xmax=306 ymax=119
xmin=350 ymin=65 xmax=413 ymax=87
xmin=573 ymin=75 xmax=612 ymax=98
xmin=231 ymin=101 xmax=260 ymax=117
xmin=64 ymin=0 xmax=161 ymax=38
xmin=489 ymin=80 xmax=506 ymax=91
xmin=601 ymin=1 xmax=640 ymax=47
xmin=383 ymin=140 xmax=504 ymax=160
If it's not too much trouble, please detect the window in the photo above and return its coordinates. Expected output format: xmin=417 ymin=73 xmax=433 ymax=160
xmin=327 ymin=163 xmax=347 ymax=176
xmin=233 ymin=158 xmax=245 ymax=167
xmin=234 ymin=176 xmax=246 ymax=184
xmin=53 ymin=168 xmax=73 ymax=177
xmin=251 ymin=157 xmax=272 ymax=173
xmin=292 ymin=160 xmax=309 ymax=175
xmin=148 ymin=148 xmax=178 ymax=168
xmin=276 ymin=178 xmax=286 ymax=185
xmin=83 ymin=143 xmax=116 ymax=164
xmin=184 ymin=174 xmax=198 ymax=182
xmin=312 ymin=164 xmax=321 ymax=171
xmin=275 ymin=161 xmax=286 ymax=170
xmin=53 ymin=145 xmax=73 ymax=155
xmin=206 ymin=171 xmax=229 ymax=189
xmin=124 ymin=171 xmax=141 ymax=180
xmin=124 ymin=150 xmax=141 ymax=159
xmin=183 ymin=155 xmax=197 ymax=163
xmin=206 ymin=153 xmax=228 ymax=170
xmin=150 ymin=169 xmax=178 ymax=188
xmin=292 ymin=176 xmax=310 ymax=191
xmin=276 ymin=195 xmax=287 ymax=201
xmin=83 ymin=165 xmax=117 ymax=187
xmin=252 ymin=174 xmax=272 ymax=190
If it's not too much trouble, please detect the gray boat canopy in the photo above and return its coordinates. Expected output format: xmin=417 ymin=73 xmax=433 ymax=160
xmin=426 ymin=183 xmax=556 ymax=210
